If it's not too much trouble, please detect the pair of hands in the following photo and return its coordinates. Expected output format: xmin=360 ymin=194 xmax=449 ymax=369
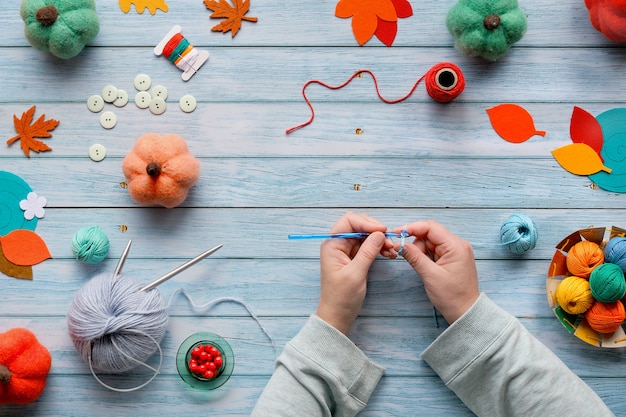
xmin=316 ymin=212 xmax=479 ymax=335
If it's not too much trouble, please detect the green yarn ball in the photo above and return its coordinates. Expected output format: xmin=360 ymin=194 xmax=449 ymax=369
xmin=446 ymin=0 xmax=527 ymax=61
xmin=20 ymin=0 xmax=100 ymax=59
xmin=589 ymin=263 xmax=626 ymax=303
xmin=72 ymin=226 xmax=110 ymax=264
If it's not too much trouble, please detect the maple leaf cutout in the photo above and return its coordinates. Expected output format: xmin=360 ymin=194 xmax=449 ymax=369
xmin=204 ymin=0 xmax=258 ymax=38
xmin=7 ymin=105 xmax=59 ymax=157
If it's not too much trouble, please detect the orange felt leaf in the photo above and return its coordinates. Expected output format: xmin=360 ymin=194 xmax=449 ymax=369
xmin=551 ymin=143 xmax=612 ymax=176
xmin=0 ymin=241 xmax=33 ymax=280
xmin=204 ymin=0 xmax=258 ymax=38
xmin=0 ymin=230 xmax=52 ymax=266
xmin=486 ymin=104 xmax=546 ymax=143
xmin=336 ymin=0 xmax=397 ymax=46
xmin=6 ymin=105 xmax=58 ymax=157
xmin=570 ymin=106 xmax=604 ymax=160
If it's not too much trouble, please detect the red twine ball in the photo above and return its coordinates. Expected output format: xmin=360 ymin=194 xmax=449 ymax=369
xmin=566 ymin=241 xmax=604 ymax=278
xmin=585 ymin=300 xmax=626 ymax=334
xmin=424 ymin=62 xmax=465 ymax=103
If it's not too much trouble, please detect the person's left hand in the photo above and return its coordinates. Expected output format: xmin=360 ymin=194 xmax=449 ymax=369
xmin=316 ymin=212 xmax=396 ymax=335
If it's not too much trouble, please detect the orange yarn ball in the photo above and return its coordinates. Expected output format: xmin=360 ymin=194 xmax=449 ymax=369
xmin=555 ymin=276 xmax=595 ymax=315
xmin=585 ymin=300 xmax=626 ymax=334
xmin=566 ymin=241 xmax=604 ymax=278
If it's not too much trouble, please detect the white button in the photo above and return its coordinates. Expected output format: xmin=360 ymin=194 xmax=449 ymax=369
xmin=151 ymin=85 xmax=168 ymax=100
xmin=89 ymin=144 xmax=106 ymax=162
xmin=101 ymin=85 xmax=118 ymax=103
xmin=134 ymin=74 xmax=151 ymax=91
xmin=99 ymin=111 xmax=117 ymax=129
xmin=113 ymin=89 xmax=129 ymax=107
xmin=135 ymin=91 xmax=152 ymax=109
xmin=149 ymin=97 xmax=167 ymax=115
xmin=179 ymin=95 xmax=197 ymax=113
xmin=87 ymin=95 xmax=104 ymax=113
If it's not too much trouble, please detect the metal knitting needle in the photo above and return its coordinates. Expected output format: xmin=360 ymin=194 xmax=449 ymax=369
xmin=113 ymin=240 xmax=132 ymax=278
xmin=139 ymin=244 xmax=223 ymax=292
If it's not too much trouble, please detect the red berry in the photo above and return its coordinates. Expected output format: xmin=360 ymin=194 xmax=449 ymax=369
xmin=209 ymin=346 xmax=219 ymax=355
xmin=203 ymin=370 xmax=215 ymax=380
xmin=207 ymin=362 xmax=217 ymax=371
xmin=191 ymin=346 xmax=203 ymax=359
xmin=199 ymin=351 xmax=209 ymax=362
xmin=214 ymin=356 xmax=223 ymax=368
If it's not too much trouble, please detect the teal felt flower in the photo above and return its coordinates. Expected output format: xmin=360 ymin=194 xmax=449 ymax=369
xmin=446 ymin=0 xmax=527 ymax=61
xmin=20 ymin=0 xmax=100 ymax=59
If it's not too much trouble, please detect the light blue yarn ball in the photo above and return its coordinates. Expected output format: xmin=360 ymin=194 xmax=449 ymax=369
xmin=72 ymin=226 xmax=110 ymax=264
xmin=500 ymin=214 xmax=538 ymax=254
xmin=605 ymin=236 xmax=626 ymax=273
xmin=67 ymin=273 xmax=169 ymax=373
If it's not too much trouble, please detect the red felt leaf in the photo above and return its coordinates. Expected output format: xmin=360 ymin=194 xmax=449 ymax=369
xmin=570 ymin=106 xmax=604 ymax=161
xmin=0 ymin=230 xmax=52 ymax=266
xmin=486 ymin=104 xmax=546 ymax=143
xmin=390 ymin=0 xmax=413 ymax=18
xmin=375 ymin=18 xmax=397 ymax=46
xmin=336 ymin=0 xmax=397 ymax=45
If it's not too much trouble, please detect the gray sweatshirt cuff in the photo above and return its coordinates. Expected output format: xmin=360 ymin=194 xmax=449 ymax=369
xmin=421 ymin=293 xmax=515 ymax=384
xmin=289 ymin=315 xmax=385 ymax=403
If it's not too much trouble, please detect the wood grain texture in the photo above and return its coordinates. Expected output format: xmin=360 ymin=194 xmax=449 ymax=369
xmin=1 ymin=0 xmax=625 ymax=415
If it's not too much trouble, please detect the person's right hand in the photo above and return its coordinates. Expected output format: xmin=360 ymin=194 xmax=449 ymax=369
xmin=393 ymin=221 xmax=479 ymax=324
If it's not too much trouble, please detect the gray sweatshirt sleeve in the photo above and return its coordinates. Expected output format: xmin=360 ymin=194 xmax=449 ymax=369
xmin=422 ymin=293 xmax=615 ymax=417
xmin=251 ymin=314 xmax=385 ymax=417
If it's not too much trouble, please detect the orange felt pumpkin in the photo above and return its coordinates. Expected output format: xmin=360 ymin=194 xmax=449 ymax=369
xmin=122 ymin=133 xmax=201 ymax=208
xmin=585 ymin=0 xmax=626 ymax=42
xmin=0 ymin=328 xmax=52 ymax=404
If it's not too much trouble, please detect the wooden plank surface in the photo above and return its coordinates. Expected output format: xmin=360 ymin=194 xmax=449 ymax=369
xmin=1 ymin=0 xmax=625 ymax=415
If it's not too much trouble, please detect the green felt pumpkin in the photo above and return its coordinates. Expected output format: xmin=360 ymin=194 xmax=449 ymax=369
xmin=585 ymin=0 xmax=626 ymax=42
xmin=20 ymin=0 xmax=100 ymax=59
xmin=446 ymin=0 xmax=527 ymax=61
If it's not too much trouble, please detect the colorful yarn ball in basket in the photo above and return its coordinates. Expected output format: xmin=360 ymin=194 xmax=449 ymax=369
xmin=604 ymin=236 xmax=626 ymax=272
xmin=547 ymin=226 xmax=626 ymax=347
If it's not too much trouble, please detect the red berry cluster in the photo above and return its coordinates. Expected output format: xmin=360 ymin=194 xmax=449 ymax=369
xmin=188 ymin=343 xmax=224 ymax=380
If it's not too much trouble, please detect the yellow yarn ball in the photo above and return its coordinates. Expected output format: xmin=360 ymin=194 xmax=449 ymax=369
xmin=556 ymin=276 xmax=595 ymax=315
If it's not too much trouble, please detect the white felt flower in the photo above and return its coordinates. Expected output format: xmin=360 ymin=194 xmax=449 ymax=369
xmin=19 ymin=192 xmax=47 ymax=220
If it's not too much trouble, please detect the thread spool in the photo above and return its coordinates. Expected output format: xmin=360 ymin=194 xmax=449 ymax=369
xmin=72 ymin=226 xmax=110 ymax=264
xmin=605 ymin=236 xmax=626 ymax=272
xmin=585 ymin=300 xmax=625 ymax=334
xmin=424 ymin=62 xmax=465 ymax=103
xmin=566 ymin=240 xmax=604 ymax=278
xmin=499 ymin=214 xmax=538 ymax=254
xmin=154 ymin=25 xmax=209 ymax=81
xmin=589 ymin=263 xmax=626 ymax=303
xmin=555 ymin=276 xmax=595 ymax=315
xmin=67 ymin=273 xmax=169 ymax=374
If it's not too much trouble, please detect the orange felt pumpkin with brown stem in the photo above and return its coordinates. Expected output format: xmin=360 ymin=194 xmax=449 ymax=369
xmin=585 ymin=0 xmax=626 ymax=42
xmin=122 ymin=133 xmax=201 ymax=208
xmin=0 ymin=328 xmax=52 ymax=404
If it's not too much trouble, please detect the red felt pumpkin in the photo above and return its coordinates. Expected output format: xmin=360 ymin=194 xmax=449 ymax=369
xmin=0 ymin=328 xmax=52 ymax=404
xmin=585 ymin=0 xmax=626 ymax=42
xmin=122 ymin=133 xmax=201 ymax=208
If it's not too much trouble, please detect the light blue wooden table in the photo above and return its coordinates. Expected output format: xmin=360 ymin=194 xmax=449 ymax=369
xmin=2 ymin=0 xmax=626 ymax=415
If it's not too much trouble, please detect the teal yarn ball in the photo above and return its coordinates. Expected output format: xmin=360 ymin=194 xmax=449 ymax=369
xmin=605 ymin=236 xmax=626 ymax=272
xmin=589 ymin=263 xmax=626 ymax=303
xmin=499 ymin=214 xmax=538 ymax=254
xmin=72 ymin=226 xmax=110 ymax=264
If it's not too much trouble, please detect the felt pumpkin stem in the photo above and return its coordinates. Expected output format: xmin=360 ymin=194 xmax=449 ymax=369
xmin=35 ymin=6 xmax=58 ymax=26
xmin=483 ymin=14 xmax=501 ymax=30
xmin=146 ymin=162 xmax=162 ymax=177
xmin=0 ymin=364 xmax=11 ymax=384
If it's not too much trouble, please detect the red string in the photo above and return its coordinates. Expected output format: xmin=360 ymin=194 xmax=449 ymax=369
xmin=285 ymin=62 xmax=464 ymax=135
xmin=162 ymin=33 xmax=184 ymax=59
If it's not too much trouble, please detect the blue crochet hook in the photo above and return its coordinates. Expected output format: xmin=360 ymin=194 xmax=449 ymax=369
xmin=288 ymin=232 xmax=408 ymax=240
